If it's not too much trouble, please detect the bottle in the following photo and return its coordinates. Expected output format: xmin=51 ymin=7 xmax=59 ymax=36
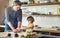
xmin=58 ymin=5 xmax=60 ymax=15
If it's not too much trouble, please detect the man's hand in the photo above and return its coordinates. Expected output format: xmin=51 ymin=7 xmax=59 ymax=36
xmin=16 ymin=22 xmax=22 ymax=32
xmin=16 ymin=28 xmax=21 ymax=32
xmin=13 ymin=29 xmax=18 ymax=33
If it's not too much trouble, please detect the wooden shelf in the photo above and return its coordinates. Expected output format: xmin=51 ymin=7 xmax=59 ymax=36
xmin=22 ymin=2 xmax=60 ymax=7
xmin=22 ymin=14 xmax=60 ymax=16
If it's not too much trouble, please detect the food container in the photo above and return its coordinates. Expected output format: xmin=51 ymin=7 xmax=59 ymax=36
xmin=57 ymin=5 xmax=60 ymax=15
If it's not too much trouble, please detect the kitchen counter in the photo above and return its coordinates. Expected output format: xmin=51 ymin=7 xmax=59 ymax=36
xmin=0 ymin=32 xmax=60 ymax=38
xmin=0 ymin=25 xmax=60 ymax=36
xmin=33 ymin=28 xmax=60 ymax=36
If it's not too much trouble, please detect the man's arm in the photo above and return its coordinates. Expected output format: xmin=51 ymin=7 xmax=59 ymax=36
xmin=17 ymin=22 xmax=22 ymax=28
xmin=8 ymin=22 xmax=15 ymax=30
xmin=17 ymin=9 xmax=22 ymax=31
xmin=16 ymin=22 xmax=22 ymax=32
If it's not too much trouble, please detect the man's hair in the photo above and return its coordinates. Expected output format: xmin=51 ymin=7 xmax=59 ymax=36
xmin=13 ymin=0 xmax=22 ymax=6
xmin=27 ymin=16 xmax=34 ymax=22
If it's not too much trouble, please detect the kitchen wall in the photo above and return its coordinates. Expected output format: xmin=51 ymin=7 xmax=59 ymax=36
xmin=22 ymin=5 xmax=58 ymax=14
xmin=22 ymin=15 xmax=60 ymax=28
xmin=22 ymin=5 xmax=60 ymax=28
xmin=19 ymin=0 xmax=60 ymax=28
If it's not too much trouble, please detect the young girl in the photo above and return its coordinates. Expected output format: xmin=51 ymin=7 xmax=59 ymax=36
xmin=26 ymin=16 xmax=34 ymax=33
xmin=23 ymin=16 xmax=35 ymax=38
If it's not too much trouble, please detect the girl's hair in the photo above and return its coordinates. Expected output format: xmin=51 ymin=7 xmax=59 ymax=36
xmin=27 ymin=16 xmax=34 ymax=22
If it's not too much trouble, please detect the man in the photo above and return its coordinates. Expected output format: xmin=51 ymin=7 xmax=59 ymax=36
xmin=4 ymin=1 xmax=22 ymax=33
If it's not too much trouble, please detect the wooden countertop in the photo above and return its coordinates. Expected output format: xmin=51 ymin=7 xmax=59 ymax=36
xmin=0 ymin=25 xmax=60 ymax=33
xmin=0 ymin=32 xmax=60 ymax=38
xmin=33 ymin=28 xmax=60 ymax=33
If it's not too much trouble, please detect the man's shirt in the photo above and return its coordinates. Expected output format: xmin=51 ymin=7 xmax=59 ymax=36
xmin=4 ymin=6 xmax=22 ymax=30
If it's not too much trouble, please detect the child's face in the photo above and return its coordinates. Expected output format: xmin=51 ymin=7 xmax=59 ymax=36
xmin=27 ymin=18 xmax=33 ymax=23
xmin=28 ymin=20 xmax=32 ymax=23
